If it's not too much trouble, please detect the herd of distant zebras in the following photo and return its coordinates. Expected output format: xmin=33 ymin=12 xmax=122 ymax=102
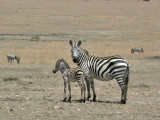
xmin=7 ymin=40 xmax=144 ymax=104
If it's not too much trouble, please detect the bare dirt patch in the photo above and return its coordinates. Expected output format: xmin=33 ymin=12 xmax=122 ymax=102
xmin=0 ymin=0 xmax=160 ymax=120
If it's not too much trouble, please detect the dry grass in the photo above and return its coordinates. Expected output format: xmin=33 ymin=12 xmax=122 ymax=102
xmin=0 ymin=0 xmax=160 ymax=120
xmin=0 ymin=40 xmax=72 ymax=65
xmin=3 ymin=77 xmax=19 ymax=81
xmin=0 ymin=40 xmax=159 ymax=66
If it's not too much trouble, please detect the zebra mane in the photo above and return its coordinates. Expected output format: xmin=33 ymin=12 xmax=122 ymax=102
xmin=101 ymin=55 xmax=122 ymax=59
xmin=82 ymin=49 xmax=89 ymax=56
xmin=60 ymin=59 xmax=70 ymax=69
xmin=83 ymin=49 xmax=122 ymax=60
xmin=82 ymin=49 xmax=121 ymax=59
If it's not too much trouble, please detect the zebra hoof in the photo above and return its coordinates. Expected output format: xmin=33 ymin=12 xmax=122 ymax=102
xmin=120 ymin=100 xmax=126 ymax=104
xmin=68 ymin=97 xmax=71 ymax=102
xmin=87 ymin=96 xmax=90 ymax=101
xmin=93 ymin=98 xmax=97 ymax=102
xmin=93 ymin=95 xmax=97 ymax=102
xmin=80 ymin=99 xmax=85 ymax=103
xmin=63 ymin=98 xmax=67 ymax=102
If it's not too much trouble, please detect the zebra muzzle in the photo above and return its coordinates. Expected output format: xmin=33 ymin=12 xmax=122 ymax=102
xmin=73 ymin=59 xmax=78 ymax=63
xmin=53 ymin=70 xmax=56 ymax=73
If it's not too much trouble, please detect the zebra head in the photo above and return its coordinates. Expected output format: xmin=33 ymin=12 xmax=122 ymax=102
xmin=141 ymin=48 xmax=144 ymax=53
xmin=53 ymin=59 xmax=70 ymax=73
xmin=69 ymin=40 xmax=82 ymax=63
xmin=15 ymin=56 xmax=20 ymax=64
xmin=53 ymin=59 xmax=62 ymax=73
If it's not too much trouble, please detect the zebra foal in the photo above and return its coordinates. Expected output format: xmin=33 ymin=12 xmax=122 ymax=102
xmin=53 ymin=59 xmax=86 ymax=103
xmin=131 ymin=47 xmax=144 ymax=54
xmin=7 ymin=53 xmax=20 ymax=64
xmin=69 ymin=40 xmax=130 ymax=104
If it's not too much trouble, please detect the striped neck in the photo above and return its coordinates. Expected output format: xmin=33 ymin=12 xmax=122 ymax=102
xmin=77 ymin=49 xmax=89 ymax=66
xmin=60 ymin=62 xmax=70 ymax=74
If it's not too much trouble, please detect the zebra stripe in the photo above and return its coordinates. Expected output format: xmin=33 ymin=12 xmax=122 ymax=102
xmin=69 ymin=40 xmax=130 ymax=104
xmin=53 ymin=59 xmax=86 ymax=103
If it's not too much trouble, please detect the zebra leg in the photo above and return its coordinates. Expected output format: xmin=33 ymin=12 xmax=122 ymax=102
xmin=121 ymin=67 xmax=130 ymax=104
xmin=116 ymin=72 xmax=129 ymax=104
xmin=81 ymin=77 xmax=86 ymax=103
xmin=90 ymin=78 xmax=96 ymax=102
xmin=115 ymin=76 xmax=126 ymax=104
xmin=68 ymin=82 xmax=72 ymax=102
xmin=83 ymin=84 xmax=86 ymax=103
xmin=82 ymin=77 xmax=86 ymax=103
xmin=80 ymin=84 xmax=84 ymax=103
xmin=81 ymin=84 xmax=86 ymax=103
xmin=85 ymin=76 xmax=91 ymax=100
xmin=77 ymin=79 xmax=85 ymax=103
xmin=12 ymin=59 xmax=14 ymax=63
xmin=120 ymin=84 xmax=126 ymax=104
xmin=63 ymin=78 xmax=67 ymax=102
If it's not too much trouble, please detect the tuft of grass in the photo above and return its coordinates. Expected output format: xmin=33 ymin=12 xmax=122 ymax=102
xmin=139 ymin=84 xmax=150 ymax=88
xmin=25 ymin=75 xmax=32 ymax=78
xmin=130 ymin=83 xmax=150 ymax=88
xmin=30 ymin=36 xmax=40 ymax=41
xmin=53 ymin=74 xmax=57 ymax=78
xmin=46 ymin=74 xmax=51 ymax=78
xmin=82 ymin=40 xmax=87 ymax=42
xmin=3 ymin=77 xmax=19 ymax=81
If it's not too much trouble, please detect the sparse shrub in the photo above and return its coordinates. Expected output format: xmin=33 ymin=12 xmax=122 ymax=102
xmin=46 ymin=74 xmax=51 ymax=78
xmin=130 ymin=83 xmax=150 ymax=88
xmin=25 ymin=75 xmax=32 ymax=78
xmin=30 ymin=36 xmax=40 ymax=41
xmin=53 ymin=74 xmax=57 ymax=78
xmin=83 ymin=40 xmax=87 ymax=42
xmin=3 ymin=77 xmax=19 ymax=81
xmin=139 ymin=84 xmax=150 ymax=88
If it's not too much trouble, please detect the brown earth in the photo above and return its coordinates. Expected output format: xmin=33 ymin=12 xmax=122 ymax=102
xmin=0 ymin=0 xmax=160 ymax=120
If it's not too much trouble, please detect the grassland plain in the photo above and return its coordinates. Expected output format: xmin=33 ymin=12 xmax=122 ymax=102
xmin=0 ymin=0 xmax=160 ymax=120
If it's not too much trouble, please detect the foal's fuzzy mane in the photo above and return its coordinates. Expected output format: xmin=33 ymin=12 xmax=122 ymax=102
xmin=59 ymin=59 xmax=70 ymax=69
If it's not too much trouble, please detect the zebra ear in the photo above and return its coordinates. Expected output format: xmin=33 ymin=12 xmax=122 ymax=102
xmin=69 ymin=40 xmax=73 ymax=46
xmin=77 ymin=40 xmax=81 ymax=47
xmin=60 ymin=58 xmax=64 ymax=62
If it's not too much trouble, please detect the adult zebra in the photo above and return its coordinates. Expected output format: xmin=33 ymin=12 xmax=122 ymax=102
xmin=69 ymin=40 xmax=130 ymax=104
xmin=7 ymin=53 xmax=20 ymax=64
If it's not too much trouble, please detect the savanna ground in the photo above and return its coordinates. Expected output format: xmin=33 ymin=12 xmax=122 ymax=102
xmin=0 ymin=0 xmax=160 ymax=119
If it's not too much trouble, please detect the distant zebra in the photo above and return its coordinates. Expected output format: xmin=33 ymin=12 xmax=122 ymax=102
xmin=53 ymin=59 xmax=86 ymax=103
xmin=7 ymin=53 xmax=20 ymax=64
xmin=69 ymin=40 xmax=130 ymax=104
xmin=131 ymin=47 xmax=144 ymax=54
